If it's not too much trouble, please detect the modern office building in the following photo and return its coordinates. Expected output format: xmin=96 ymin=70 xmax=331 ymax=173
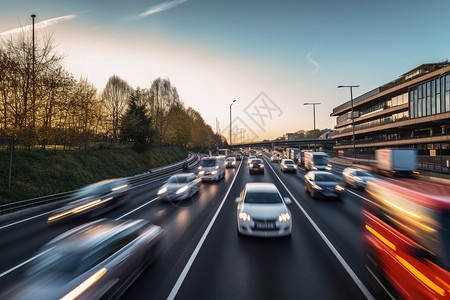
xmin=331 ymin=62 xmax=450 ymax=161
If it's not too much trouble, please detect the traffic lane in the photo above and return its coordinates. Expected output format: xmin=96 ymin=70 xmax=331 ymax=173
xmin=0 ymin=171 xmax=183 ymax=285
xmin=174 ymin=158 xmax=365 ymax=299
xmin=264 ymin=156 xmax=391 ymax=299
xmin=121 ymin=163 xmax=241 ymax=300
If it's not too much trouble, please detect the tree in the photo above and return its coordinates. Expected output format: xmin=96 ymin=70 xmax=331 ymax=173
xmin=120 ymin=89 xmax=155 ymax=151
xmin=102 ymin=75 xmax=132 ymax=139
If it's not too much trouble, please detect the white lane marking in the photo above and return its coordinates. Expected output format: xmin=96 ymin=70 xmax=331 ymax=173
xmin=0 ymin=211 xmax=50 ymax=231
xmin=0 ymin=247 xmax=53 ymax=278
xmin=263 ymin=156 xmax=374 ymax=300
xmin=167 ymin=161 xmax=243 ymax=300
xmin=346 ymin=189 xmax=376 ymax=206
xmin=117 ymin=197 xmax=159 ymax=220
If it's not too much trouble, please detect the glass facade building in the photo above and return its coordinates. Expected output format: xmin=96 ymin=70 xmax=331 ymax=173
xmin=331 ymin=63 xmax=450 ymax=160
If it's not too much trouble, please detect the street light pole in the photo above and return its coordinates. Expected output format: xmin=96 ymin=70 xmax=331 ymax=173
xmin=338 ymin=85 xmax=359 ymax=159
xmin=304 ymin=102 xmax=321 ymax=151
xmin=31 ymin=14 xmax=36 ymax=129
xmin=229 ymin=100 xmax=236 ymax=146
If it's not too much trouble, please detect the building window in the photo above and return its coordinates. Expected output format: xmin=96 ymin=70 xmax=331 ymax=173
xmin=409 ymin=90 xmax=414 ymax=118
xmin=436 ymin=78 xmax=441 ymax=114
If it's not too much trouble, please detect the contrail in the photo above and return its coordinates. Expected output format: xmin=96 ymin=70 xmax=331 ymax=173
xmin=140 ymin=0 xmax=188 ymax=17
xmin=0 ymin=14 xmax=77 ymax=37
xmin=306 ymin=52 xmax=320 ymax=76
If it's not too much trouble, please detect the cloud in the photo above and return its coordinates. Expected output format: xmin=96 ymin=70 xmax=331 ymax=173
xmin=139 ymin=0 xmax=188 ymax=18
xmin=0 ymin=14 xmax=77 ymax=37
xmin=306 ymin=52 xmax=320 ymax=76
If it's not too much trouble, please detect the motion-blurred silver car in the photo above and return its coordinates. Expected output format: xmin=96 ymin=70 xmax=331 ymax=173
xmin=157 ymin=173 xmax=201 ymax=200
xmin=342 ymin=168 xmax=375 ymax=189
xmin=280 ymin=159 xmax=297 ymax=173
xmin=1 ymin=218 xmax=163 ymax=300
xmin=270 ymin=155 xmax=278 ymax=162
xmin=47 ymin=178 xmax=130 ymax=223
xmin=304 ymin=171 xmax=345 ymax=199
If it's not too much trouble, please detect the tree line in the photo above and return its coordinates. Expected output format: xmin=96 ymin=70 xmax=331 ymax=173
xmin=0 ymin=31 xmax=221 ymax=151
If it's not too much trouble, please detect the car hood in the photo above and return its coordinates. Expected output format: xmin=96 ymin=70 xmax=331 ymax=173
xmin=241 ymin=203 xmax=288 ymax=219
xmin=200 ymin=167 xmax=217 ymax=172
xmin=315 ymin=182 xmax=340 ymax=188
xmin=6 ymin=273 xmax=69 ymax=300
xmin=165 ymin=183 xmax=188 ymax=191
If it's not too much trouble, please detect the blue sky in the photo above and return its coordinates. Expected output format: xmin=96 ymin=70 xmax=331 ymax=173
xmin=1 ymin=0 xmax=449 ymax=140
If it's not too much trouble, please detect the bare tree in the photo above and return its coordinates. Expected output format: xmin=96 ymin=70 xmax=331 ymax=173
xmin=102 ymin=75 xmax=132 ymax=139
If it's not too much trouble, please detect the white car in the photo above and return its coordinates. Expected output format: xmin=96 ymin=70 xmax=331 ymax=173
xmin=157 ymin=173 xmax=201 ymax=200
xmin=235 ymin=183 xmax=292 ymax=237
xmin=280 ymin=159 xmax=297 ymax=172
xmin=270 ymin=155 xmax=278 ymax=162
xmin=342 ymin=167 xmax=375 ymax=189
xmin=225 ymin=157 xmax=237 ymax=168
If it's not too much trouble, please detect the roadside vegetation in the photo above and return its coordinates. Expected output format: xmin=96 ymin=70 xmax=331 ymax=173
xmin=0 ymin=146 xmax=186 ymax=204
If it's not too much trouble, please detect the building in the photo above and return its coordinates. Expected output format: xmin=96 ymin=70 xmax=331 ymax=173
xmin=331 ymin=62 xmax=450 ymax=163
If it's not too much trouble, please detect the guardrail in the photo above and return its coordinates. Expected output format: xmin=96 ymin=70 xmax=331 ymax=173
xmin=0 ymin=152 xmax=200 ymax=216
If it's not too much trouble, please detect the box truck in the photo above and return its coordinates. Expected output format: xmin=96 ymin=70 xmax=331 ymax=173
xmin=375 ymin=148 xmax=418 ymax=176
xmin=304 ymin=152 xmax=332 ymax=171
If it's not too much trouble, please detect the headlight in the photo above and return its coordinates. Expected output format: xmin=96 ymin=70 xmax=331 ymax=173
xmin=294 ymin=165 xmax=297 ymax=169
xmin=249 ymin=164 xmax=253 ymax=168
xmin=215 ymin=166 xmax=219 ymax=169
xmin=176 ymin=185 xmax=189 ymax=194
xmin=199 ymin=171 xmax=205 ymax=175
xmin=261 ymin=165 xmax=264 ymax=168
xmin=211 ymin=170 xmax=218 ymax=175
xmin=312 ymin=167 xmax=318 ymax=170
xmin=335 ymin=185 xmax=345 ymax=191
xmin=278 ymin=213 xmax=291 ymax=222
xmin=198 ymin=166 xmax=202 ymax=170
xmin=232 ymin=161 xmax=236 ymax=165
xmin=326 ymin=165 xmax=332 ymax=171
xmin=157 ymin=186 xmax=167 ymax=195
xmin=313 ymin=184 xmax=322 ymax=190
xmin=239 ymin=212 xmax=251 ymax=221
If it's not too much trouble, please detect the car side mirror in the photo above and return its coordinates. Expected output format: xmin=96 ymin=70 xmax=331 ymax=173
xmin=284 ymin=197 xmax=292 ymax=205
xmin=235 ymin=197 xmax=241 ymax=203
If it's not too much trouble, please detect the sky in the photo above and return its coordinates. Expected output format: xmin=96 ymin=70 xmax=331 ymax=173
xmin=1 ymin=0 xmax=449 ymax=141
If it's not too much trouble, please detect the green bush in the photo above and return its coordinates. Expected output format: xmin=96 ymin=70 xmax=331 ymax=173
xmin=0 ymin=146 xmax=186 ymax=204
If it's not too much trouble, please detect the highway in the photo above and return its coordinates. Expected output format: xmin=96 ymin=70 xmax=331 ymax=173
xmin=0 ymin=153 xmax=391 ymax=300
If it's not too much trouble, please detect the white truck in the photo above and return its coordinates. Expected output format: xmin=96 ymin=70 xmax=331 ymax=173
xmin=375 ymin=148 xmax=418 ymax=176
xmin=304 ymin=152 xmax=332 ymax=171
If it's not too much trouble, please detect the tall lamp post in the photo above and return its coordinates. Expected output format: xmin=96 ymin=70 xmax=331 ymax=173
xmin=304 ymin=102 xmax=321 ymax=151
xmin=229 ymin=100 xmax=236 ymax=146
xmin=337 ymin=85 xmax=359 ymax=159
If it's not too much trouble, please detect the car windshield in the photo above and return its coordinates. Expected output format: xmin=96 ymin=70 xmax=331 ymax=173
xmin=252 ymin=159 xmax=262 ymax=164
xmin=284 ymin=160 xmax=294 ymax=164
xmin=314 ymin=174 xmax=337 ymax=182
xmin=168 ymin=176 xmax=188 ymax=184
xmin=200 ymin=159 xmax=218 ymax=168
xmin=313 ymin=156 xmax=328 ymax=165
xmin=226 ymin=158 xmax=234 ymax=162
xmin=245 ymin=191 xmax=282 ymax=204
xmin=355 ymin=170 xmax=372 ymax=177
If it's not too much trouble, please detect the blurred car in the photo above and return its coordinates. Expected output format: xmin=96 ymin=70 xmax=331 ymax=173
xmin=363 ymin=179 xmax=450 ymax=300
xmin=270 ymin=155 xmax=278 ymax=162
xmin=280 ymin=159 xmax=297 ymax=173
xmin=248 ymin=155 xmax=256 ymax=166
xmin=342 ymin=167 xmax=375 ymax=189
xmin=236 ymin=154 xmax=242 ymax=161
xmin=235 ymin=183 xmax=292 ymax=237
xmin=47 ymin=178 xmax=130 ymax=223
xmin=225 ymin=157 xmax=237 ymax=168
xmin=1 ymin=218 xmax=163 ymax=300
xmin=249 ymin=159 xmax=264 ymax=174
xmin=304 ymin=171 xmax=344 ymax=199
xmin=157 ymin=173 xmax=201 ymax=201
xmin=197 ymin=156 xmax=225 ymax=182
xmin=256 ymin=151 xmax=263 ymax=158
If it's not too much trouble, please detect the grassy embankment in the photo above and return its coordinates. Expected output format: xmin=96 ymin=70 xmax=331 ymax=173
xmin=0 ymin=146 xmax=186 ymax=204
